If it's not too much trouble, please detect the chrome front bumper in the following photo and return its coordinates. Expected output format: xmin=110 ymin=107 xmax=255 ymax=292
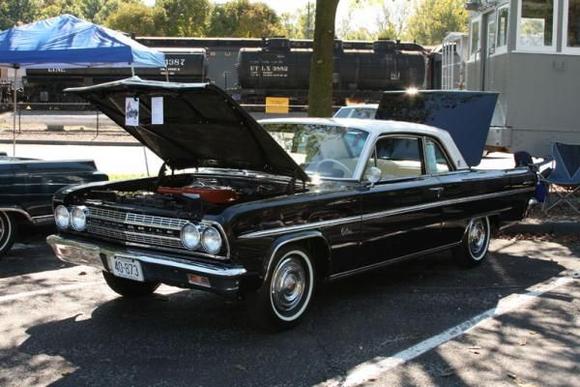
xmin=47 ymin=234 xmax=247 ymax=294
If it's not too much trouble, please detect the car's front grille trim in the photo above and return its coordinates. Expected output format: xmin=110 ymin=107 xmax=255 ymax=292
xmin=87 ymin=225 xmax=183 ymax=249
xmin=88 ymin=207 xmax=188 ymax=231
xmin=83 ymin=206 xmax=229 ymax=260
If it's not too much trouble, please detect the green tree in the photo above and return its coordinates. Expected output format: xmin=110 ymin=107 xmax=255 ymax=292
xmin=38 ymin=0 xmax=85 ymax=19
xmin=280 ymin=2 xmax=315 ymax=39
xmin=158 ymin=0 xmax=211 ymax=37
xmin=81 ymin=0 xmax=134 ymax=23
xmin=104 ymin=2 xmax=166 ymax=36
xmin=342 ymin=27 xmax=374 ymax=41
xmin=207 ymin=0 xmax=283 ymax=38
xmin=405 ymin=0 xmax=467 ymax=45
xmin=307 ymin=0 xmax=340 ymax=117
xmin=0 ymin=0 xmax=42 ymax=29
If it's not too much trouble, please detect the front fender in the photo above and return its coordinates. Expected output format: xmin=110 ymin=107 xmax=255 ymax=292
xmin=262 ymin=230 xmax=331 ymax=279
xmin=0 ymin=206 xmax=33 ymax=222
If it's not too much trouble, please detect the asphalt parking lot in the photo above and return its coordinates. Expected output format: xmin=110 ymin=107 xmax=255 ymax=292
xmin=0 ymin=231 xmax=578 ymax=387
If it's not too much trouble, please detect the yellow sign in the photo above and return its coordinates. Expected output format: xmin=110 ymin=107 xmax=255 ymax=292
xmin=265 ymin=97 xmax=290 ymax=114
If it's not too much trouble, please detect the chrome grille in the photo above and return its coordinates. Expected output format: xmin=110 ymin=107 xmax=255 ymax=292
xmin=88 ymin=207 xmax=187 ymax=230
xmin=88 ymin=207 xmax=126 ymax=223
xmin=83 ymin=206 xmax=228 ymax=259
xmin=86 ymin=206 xmax=187 ymax=250
xmin=87 ymin=225 xmax=183 ymax=249
xmin=126 ymin=213 xmax=187 ymax=230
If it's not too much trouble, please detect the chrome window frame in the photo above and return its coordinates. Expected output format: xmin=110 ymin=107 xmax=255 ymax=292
xmin=359 ymin=134 xmax=427 ymax=184
xmin=422 ymin=136 xmax=455 ymax=176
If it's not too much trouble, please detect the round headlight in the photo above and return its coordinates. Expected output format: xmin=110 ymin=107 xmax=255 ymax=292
xmin=71 ymin=206 xmax=87 ymax=231
xmin=181 ymin=223 xmax=201 ymax=250
xmin=54 ymin=205 xmax=70 ymax=230
xmin=202 ymin=226 xmax=222 ymax=255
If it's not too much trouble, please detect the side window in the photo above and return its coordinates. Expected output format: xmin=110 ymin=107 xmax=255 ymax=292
xmin=564 ymin=0 xmax=580 ymax=51
xmin=334 ymin=107 xmax=351 ymax=118
xmin=470 ymin=19 xmax=481 ymax=59
xmin=497 ymin=6 xmax=509 ymax=50
xmin=366 ymin=137 xmax=423 ymax=181
xmin=351 ymin=108 xmax=376 ymax=119
xmin=518 ymin=0 xmax=556 ymax=50
xmin=487 ymin=13 xmax=497 ymax=55
xmin=425 ymin=138 xmax=451 ymax=174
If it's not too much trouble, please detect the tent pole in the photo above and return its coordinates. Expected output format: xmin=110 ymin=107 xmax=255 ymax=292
xmin=12 ymin=66 xmax=18 ymax=157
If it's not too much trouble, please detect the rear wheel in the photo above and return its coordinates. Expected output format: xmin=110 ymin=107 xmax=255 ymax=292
xmin=453 ymin=216 xmax=491 ymax=267
xmin=247 ymin=246 xmax=315 ymax=330
xmin=0 ymin=211 xmax=17 ymax=257
xmin=102 ymin=271 xmax=160 ymax=297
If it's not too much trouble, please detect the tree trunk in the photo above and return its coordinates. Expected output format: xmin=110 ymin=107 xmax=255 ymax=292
xmin=307 ymin=0 xmax=340 ymax=117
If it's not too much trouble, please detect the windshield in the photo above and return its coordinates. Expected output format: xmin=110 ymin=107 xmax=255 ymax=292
xmin=262 ymin=123 xmax=369 ymax=179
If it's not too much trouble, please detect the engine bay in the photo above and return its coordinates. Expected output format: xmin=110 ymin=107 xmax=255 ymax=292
xmin=76 ymin=173 xmax=304 ymax=216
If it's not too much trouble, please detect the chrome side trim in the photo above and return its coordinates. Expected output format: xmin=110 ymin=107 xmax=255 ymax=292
xmin=31 ymin=214 xmax=54 ymax=224
xmin=328 ymin=242 xmax=461 ymax=280
xmin=239 ymin=215 xmax=361 ymax=239
xmin=0 ymin=207 xmax=33 ymax=222
xmin=47 ymin=234 xmax=246 ymax=278
xmin=263 ymin=232 xmax=329 ymax=280
xmin=361 ymin=188 xmax=532 ymax=222
xmin=239 ymin=187 xmax=535 ymax=239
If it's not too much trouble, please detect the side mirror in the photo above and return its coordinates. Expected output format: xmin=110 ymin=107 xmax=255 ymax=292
xmin=367 ymin=167 xmax=382 ymax=187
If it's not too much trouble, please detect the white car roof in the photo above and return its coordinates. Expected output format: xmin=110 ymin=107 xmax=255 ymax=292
xmin=259 ymin=117 xmax=469 ymax=170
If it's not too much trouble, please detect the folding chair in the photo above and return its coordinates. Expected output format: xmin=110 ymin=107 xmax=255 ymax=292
xmin=542 ymin=142 xmax=580 ymax=214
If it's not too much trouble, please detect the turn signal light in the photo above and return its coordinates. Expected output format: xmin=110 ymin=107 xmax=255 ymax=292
xmin=188 ymin=274 xmax=210 ymax=288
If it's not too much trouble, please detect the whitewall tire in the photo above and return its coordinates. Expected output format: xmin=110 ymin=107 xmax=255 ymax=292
xmin=453 ymin=216 xmax=491 ymax=267
xmin=248 ymin=245 xmax=316 ymax=330
xmin=0 ymin=211 xmax=17 ymax=257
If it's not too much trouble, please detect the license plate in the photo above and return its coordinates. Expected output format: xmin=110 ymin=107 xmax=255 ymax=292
xmin=109 ymin=255 xmax=144 ymax=282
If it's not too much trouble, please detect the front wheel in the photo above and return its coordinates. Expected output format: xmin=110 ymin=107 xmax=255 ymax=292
xmin=0 ymin=211 xmax=17 ymax=257
xmin=453 ymin=216 xmax=491 ymax=267
xmin=247 ymin=246 xmax=316 ymax=330
xmin=102 ymin=271 xmax=160 ymax=298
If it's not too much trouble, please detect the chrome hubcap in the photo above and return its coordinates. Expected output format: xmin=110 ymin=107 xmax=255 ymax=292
xmin=271 ymin=256 xmax=307 ymax=315
xmin=468 ymin=218 xmax=487 ymax=258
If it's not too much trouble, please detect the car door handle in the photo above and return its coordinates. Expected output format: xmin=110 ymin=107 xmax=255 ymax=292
xmin=429 ymin=187 xmax=444 ymax=198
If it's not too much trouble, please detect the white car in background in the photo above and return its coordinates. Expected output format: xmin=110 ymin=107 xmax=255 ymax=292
xmin=333 ymin=104 xmax=378 ymax=119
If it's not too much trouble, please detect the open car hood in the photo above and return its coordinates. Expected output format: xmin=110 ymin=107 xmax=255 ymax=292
xmin=65 ymin=77 xmax=308 ymax=181
xmin=376 ymin=90 xmax=498 ymax=167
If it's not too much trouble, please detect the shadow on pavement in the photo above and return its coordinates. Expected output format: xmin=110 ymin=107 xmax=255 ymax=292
xmin=0 ymin=226 xmax=71 ymax=279
xmin=379 ymin=282 xmax=580 ymax=386
xmin=9 ymin=250 xmax=568 ymax=386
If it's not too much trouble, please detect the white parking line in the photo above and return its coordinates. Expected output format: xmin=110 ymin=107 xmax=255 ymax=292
xmin=321 ymin=274 xmax=575 ymax=387
xmin=0 ymin=281 xmax=102 ymax=304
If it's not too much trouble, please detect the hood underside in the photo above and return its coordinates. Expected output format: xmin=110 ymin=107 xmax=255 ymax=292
xmin=65 ymin=77 xmax=308 ymax=181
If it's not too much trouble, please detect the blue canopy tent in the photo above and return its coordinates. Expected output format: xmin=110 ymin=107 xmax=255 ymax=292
xmin=0 ymin=14 xmax=165 ymax=155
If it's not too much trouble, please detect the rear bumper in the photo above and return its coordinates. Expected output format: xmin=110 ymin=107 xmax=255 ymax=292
xmin=47 ymin=234 xmax=247 ymax=296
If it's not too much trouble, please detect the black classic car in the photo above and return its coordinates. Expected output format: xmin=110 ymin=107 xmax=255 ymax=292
xmin=47 ymin=78 xmax=536 ymax=329
xmin=0 ymin=153 xmax=107 ymax=256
